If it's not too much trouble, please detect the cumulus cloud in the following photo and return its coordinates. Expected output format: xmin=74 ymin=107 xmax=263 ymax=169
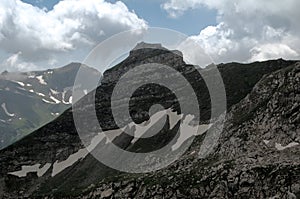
xmin=249 ymin=43 xmax=299 ymax=62
xmin=0 ymin=0 xmax=147 ymax=71
xmin=163 ymin=0 xmax=300 ymax=63
xmin=3 ymin=52 xmax=38 ymax=70
xmin=5 ymin=52 xmax=21 ymax=67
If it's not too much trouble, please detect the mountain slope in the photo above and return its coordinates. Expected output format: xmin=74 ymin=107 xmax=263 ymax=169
xmin=59 ymin=60 xmax=300 ymax=199
xmin=0 ymin=63 xmax=100 ymax=149
xmin=0 ymin=44 xmax=298 ymax=198
xmin=69 ymin=61 xmax=299 ymax=199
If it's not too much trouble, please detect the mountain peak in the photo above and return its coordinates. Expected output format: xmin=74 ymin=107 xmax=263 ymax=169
xmin=1 ymin=70 xmax=8 ymax=75
xmin=133 ymin=42 xmax=165 ymax=51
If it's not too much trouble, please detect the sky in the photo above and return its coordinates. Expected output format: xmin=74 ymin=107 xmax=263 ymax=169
xmin=0 ymin=0 xmax=299 ymax=71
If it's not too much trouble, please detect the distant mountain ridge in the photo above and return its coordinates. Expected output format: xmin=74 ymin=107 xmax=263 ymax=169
xmin=0 ymin=63 xmax=100 ymax=149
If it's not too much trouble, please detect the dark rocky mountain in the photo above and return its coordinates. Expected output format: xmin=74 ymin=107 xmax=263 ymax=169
xmin=0 ymin=44 xmax=298 ymax=198
xmin=0 ymin=63 xmax=100 ymax=149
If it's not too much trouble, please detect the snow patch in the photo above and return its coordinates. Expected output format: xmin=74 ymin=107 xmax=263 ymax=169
xmin=275 ymin=142 xmax=299 ymax=151
xmin=69 ymin=96 xmax=72 ymax=103
xmin=62 ymin=90 xmax=67 ymax=104
xmin=42 ymin=99 xmax=56 ymax=104
xmin=52 ymin=149 xmax=88 ymax=177
xmin=263 ymin=140 xmax=270 ymax=145
xmin=129 ymin=110 xmax=173 ymax=144
xmin=51 ymin=112 xmax=60 ymax=116
xmin=50 ymin=95 xmax=61 ymax=104
xmin=49 ymin=109 xmax=212 ymax=176
xmin=13 ymin=81 xmax=25 ymax=87
xmin=51 ymin=133 xmax=106 ymax=177
xmin=36 ymin=75 xmax=47 ymax=85
xmin=50 ymin=89 xmax=59 ymax=95
xmin=17 ymin=87 xmax=26 ymax=91
xmin=36 ymin=92 xmax=45 ymax=97
xmin=1 ymin=103 xmax=15 ymax=117
xmin=62 ymin=90 xmax=72 ymax=104
xmin=125 ymin=108 xmax=211 ymax=150
xmin=105 ymin=129 xmax=124 ymax=144
xmin=8 ymin=163 xmax=51 ymax=177
xmin=172 ymin=115 xmax=211 ymax=151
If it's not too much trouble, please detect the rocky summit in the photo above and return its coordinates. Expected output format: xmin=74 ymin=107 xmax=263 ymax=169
xmin=0 ymin=44 xmax=299 ymax=198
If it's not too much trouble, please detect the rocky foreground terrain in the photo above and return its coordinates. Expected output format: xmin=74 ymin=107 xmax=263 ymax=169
xmin=0 ymin=44 xmax=299 ymax=198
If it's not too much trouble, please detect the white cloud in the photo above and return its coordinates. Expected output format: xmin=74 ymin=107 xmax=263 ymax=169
xmin=163 ymin=0 xmax=300 ymax=63
xmin=3 ymin=52 xmax=38 ymax=71
xmin=249 ymin=43 xmax=299 ymax=62
xmin=0 ymin=0 xmax=147 ymax=71
xmin=5 ymin=52 xmax=21 ymax=67
xmin=162 ymin=0 xmax=221 ymax=18
xmin=176 ymin=37 xmax=212 ymax=67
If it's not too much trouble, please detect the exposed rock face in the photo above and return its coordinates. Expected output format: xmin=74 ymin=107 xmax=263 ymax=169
xmin=0 ymin=44 xmax=298 ymax=198
xmin=218 ymin=62 xmax=300 ymax=159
